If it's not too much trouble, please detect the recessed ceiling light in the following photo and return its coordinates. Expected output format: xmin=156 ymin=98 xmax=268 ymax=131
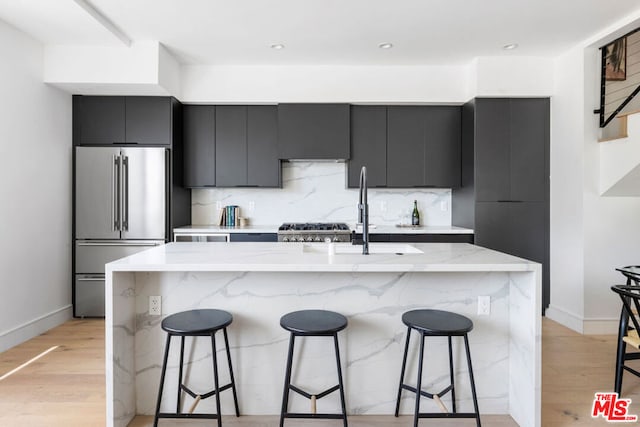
xmin=378 ymin=42 xmax=393 ymax=49
xmin=270 ymin=43 xmax=285 ymax=50
xmin=503 ymin=43 xmax=519 ymax=50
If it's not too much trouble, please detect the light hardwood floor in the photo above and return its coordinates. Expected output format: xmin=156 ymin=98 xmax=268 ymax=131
xmin=1 ymin=318 xmax=639 ymax=426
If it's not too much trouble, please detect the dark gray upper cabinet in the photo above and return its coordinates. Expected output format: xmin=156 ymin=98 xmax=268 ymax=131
xmin=277 ymin=104 xmax=350 ymax=159
xmin=387 ymin=106 xmax=461 ymax=188
xmin=348 ymin=106 xmax=387 ymax=188
xmin=216 ymin=106 xmax=248 ymax=186
xmin=475 ymin=98 xmax=548 ymax=202
xmin=74 ymin=95 xmax=174 ymax=146
xmin=247 ymin=106 xmax=280 ymax=187
xmin=387 ymin=107 xmax=425 ymax=187
xmin=510 ymin=99 xmax=548 ymax=202
xmin=183 ymin=105 xmax=216 ymax=187
xmin=125 ymin=97 xmax=172 ymax=145
xmin=185 ymin=105 xmax=279 ymax=188
xmin=74 ymin=96 xmax=125 ymax=145
xmin=424 ymin=107 xmax=461 ymax=188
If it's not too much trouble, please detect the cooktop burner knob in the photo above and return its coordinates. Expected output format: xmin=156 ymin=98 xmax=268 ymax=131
xmin=282 ymin=237 xmax=289 ymax=242
xmin=314 ymin=236 xmax=322 ymax=242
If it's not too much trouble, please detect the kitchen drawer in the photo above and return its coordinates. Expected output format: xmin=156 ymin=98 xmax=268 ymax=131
xmin=229 ymin=233 xmax=277 ymax=242
xmin=75 ymin=240 xmax=164 ymax=273
xmin=74 ymin=275 xmax=105 ymax=317
xmin=174 ymin=233 xmax=229 ymax=242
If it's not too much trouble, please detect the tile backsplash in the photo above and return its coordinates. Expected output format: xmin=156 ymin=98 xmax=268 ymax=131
xmin=191 ymin=162 xmax=451 ymax=226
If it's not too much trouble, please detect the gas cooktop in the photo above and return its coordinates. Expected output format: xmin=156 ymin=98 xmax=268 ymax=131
xmin=277 ymin=222 xmax=352 ymax=242
xmin=278 ymin=222 xmax=351 ymax=232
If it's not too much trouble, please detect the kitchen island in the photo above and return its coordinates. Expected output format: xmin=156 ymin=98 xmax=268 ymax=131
xmin=105 ymin=242 xmax=540 ymax=427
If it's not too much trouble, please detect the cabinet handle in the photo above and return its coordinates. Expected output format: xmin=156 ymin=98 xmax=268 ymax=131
xmin=497 ymin=200 xmax=524 ymax=203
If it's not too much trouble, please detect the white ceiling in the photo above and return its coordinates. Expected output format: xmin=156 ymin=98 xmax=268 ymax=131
xmin=0 ymin=0 xmax=639 ymax=66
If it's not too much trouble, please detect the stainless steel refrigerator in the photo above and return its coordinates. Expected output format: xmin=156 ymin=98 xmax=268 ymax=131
xmin=74 ymin=146 xmax=167 ymax=317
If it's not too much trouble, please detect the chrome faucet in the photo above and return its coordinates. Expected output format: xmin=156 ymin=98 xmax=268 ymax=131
xmin=358 ymin=166 xmax=369 ymax=255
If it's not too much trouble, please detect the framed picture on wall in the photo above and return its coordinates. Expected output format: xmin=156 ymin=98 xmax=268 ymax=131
xmin=605 ymin=37 xmax=626 ymax=81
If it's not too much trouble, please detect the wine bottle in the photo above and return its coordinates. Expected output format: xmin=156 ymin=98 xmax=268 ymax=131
xmin=412 ymin=200 xmax=420 ymax=226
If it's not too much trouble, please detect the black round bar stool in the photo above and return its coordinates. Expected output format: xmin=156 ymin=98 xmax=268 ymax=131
xmin=153 ymin=309 xmax=240 ymax=427
xmin=279 ymin=309 xmax=348 ymax=427
xmin=614 ymin=266 xmax=640 ymax=394
xmin=394 ymin=309 xmax=481 ymax=427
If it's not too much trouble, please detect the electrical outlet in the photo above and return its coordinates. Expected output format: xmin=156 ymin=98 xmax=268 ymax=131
xmin=379 ymin=200 xmax=387 ymax=212
xmin=440 ymin=201 xmax=448 ymax=212
xmin=149 ymin=296 xmax=161 ymax=315
xmin=477 ymin=296 xmax=490 ymax=315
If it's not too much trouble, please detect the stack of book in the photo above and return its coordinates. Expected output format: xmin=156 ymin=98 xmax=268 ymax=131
xmin=219 ymin=205 xmax=240 ymax=227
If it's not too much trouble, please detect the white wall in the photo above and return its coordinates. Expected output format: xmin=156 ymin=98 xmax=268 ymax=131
xmin=0 ymin=19 xmax=72 ymax=352
xmin=545 ymin=46 xmax=586 ymax=331
xmin=177 ymin=64 xmax=472 ymax=104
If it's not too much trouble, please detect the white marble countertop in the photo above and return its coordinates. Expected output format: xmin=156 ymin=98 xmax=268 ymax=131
xmin=107 ymin=242 xmax=535 ymax=273
xmin=174 ymin=224 xmax=474 ymax=234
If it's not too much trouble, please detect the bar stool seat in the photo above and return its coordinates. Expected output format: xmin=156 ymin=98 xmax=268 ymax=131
xmin=154 ymin=309 xmax=239 ymax=427
xmin=279 ymin=309 xmax=348 ymax=427
xmin=395 ymin=309 xmax=481 ymax=427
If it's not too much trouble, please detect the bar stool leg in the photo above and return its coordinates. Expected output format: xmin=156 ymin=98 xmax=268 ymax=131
xmin=413 ymin=332 xmax=426 ymax=427
xmin=223 ymin=327 xmax=240 ymax=417
xmin=333 ymin=333 xmax=348 ymax=427
xmin=280 ymin=333 xmax=296 ymax=427
xmin=463 ymin=334 xmax=481 ymax=427
xmin=448 ymin=335 xmax=457 ymax=413
xmin=395 ymin=326 xmax=411 ymax=417
xmin=210 ymin=332 xmax=222 ymax=427
xmin=615 ymin=308 xmax=629 ymax=394
xmin=154 ymin=333 xmax=172 ymax=427
xmin=176 ymin=336 xmax=185 ymax=413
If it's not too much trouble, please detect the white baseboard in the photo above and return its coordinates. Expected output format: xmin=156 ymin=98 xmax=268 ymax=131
xmin=0 ymin=305 xmax=72 ymax=353
xmin=545 ymin=305 xmax=619 ymax=335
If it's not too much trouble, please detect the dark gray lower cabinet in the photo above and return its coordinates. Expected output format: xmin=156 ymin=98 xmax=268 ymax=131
xmin=229 ymin=233 xmax=277 ymax=242
xmin=352 ymin=233 xmax=473 ymax=244
xmin=475 ymin=201 xmax=548 ymax=309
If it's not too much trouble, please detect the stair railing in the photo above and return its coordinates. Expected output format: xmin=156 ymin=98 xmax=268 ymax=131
xmin=595 ymin=28 xmax=640 ymax=128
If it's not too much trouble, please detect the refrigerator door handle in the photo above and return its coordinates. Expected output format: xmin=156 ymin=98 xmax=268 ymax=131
xmin=112 ymin=155 xmax=119 ymax=232
xmin=77 ymin=241 xmax=161 ymax=247
xmin=76 ymin=276 xmax=105 ymax=282
xmin=122 ymin=155 xmax=129 ymax=231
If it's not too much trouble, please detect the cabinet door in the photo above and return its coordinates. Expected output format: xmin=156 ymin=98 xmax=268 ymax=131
xmin=183 ymin=105 xmax=215 ymax=187
xmin=510 ymin=99 xmax=548 ymax=202
xmin=509 ymin=201 xmax=546 ymax=263
xmin=474 ymin=99 xmax=510 ymax=201
xmin=278 ymin=104 xmax=350 ymax=159
xmin=387 ymin=107 xmax=425 ymax=187
xmin=248 ymin=106 xmax=280 ymax=187
xmin=76 ymin=96 xmax=125 ymax=145
xmin=229 ymin=233 xmax=277 ymax=242
xmin=216 ymin=106 xmax=248 ymax=186
xmin=125 ymin=97 xmax=172 ymax=145
xmin=348 ymin=106 xmax=387 ymax=188
xmin=474 ymin=202 xmax=512 ymax=253
xmin=424 ymin=106 xmax=461 ymax=188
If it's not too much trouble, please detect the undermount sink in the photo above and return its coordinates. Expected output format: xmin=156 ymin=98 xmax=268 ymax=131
xmin=302 ymin=243 xmax=423 ymax=255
